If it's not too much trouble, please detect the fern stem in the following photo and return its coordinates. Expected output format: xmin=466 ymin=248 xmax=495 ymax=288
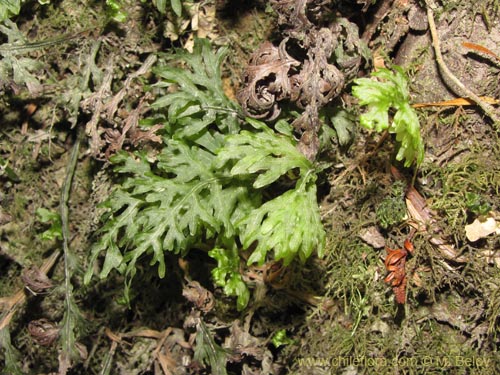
xmin=200 ymin=105 xmax=243 ymax=119
xmin=60 ymin=132 xmax=81 ymax=295
xmin=297 ymin=168 xmax=315 ymax=191
xmin=0 ymin=26 xmax=91 ymax=54
xmin=59 ymin=129 xmax=84 ymax=364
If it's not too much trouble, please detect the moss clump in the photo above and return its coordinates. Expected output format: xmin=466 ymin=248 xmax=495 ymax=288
xmin=376 ymin=180 xmax=407 ymax=229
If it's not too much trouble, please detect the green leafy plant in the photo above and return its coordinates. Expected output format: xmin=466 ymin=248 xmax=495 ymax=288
xmin=0 ymin=20 xmax=45 ymax=90
xmin=193 ymin=319 xmax=228 ymax=375
xmin=465 ymin=192 xmax=491 ymax=216
xmin=271 ymin=329 xmax=295 ymax=348
xmin=216 ymin=118 xmax=324 ymax=266
xmin=0 ymin=157 xmax=20 ymax=182
xmin=105 ymin=0 xmax=127 ymax=22
xmin=209 ymin=244 xmax=250 ymax=311
xmin=0 ymin=327 xmax=22 ymax=375
xmin=352 ymin=65 xmax=424 ymax=167
xmin=152 ymin=0 xmax=184 ymax=16
xmin=36 ymin=208 xmax=63 ymax=241
xmin=0 ymin=0 xmax=50 ymax=24
xmin=84 ymin=39 xmax=325 ymax=310
xmin=105 ymin=0 xmax=188 ymax=23
xmin=0 ymin=0 xmax=21 ymax=22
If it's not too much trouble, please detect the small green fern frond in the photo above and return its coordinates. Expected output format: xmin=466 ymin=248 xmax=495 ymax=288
xmin=238 ymin=177 xmax=325 ymax=266
xmin=152 ymin=39 xmax=240 ymax=139
xmin=84 ymin=141 xmax=251 ymax=291
xmin=216 ymin=118 xmax=312 ymax=188
xmin=209 ymin=243 xmax=250 ymax=311
xmin=352 ymin=65 xmax=424 ymax=166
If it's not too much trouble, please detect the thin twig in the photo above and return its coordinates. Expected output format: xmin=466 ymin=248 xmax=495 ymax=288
xmin=425 ymin=0 xmax=500 ymax=128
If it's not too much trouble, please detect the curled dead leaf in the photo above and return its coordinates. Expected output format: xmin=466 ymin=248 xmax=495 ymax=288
xmin=28 ymin=319 xmax=59 ymax=346
xmin=22 ymin=266 xmax=53 ymax=294
xmin=237 ymin=40 xmax=300 ymax=121
xmin=182 ymin=280 xmax=215 ymax=313
xmin=237 ymin=1 xmax=360 ymax=160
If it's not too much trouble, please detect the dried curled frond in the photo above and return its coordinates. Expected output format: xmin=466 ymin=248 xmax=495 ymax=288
xmin=271 ymin=0 xmax=332 ymax=37
xmin=271 ymin=0 xmax=311 ymax=31
xmin=290 ymin=28 xmax=344 ymax=109
xmin=237 ymin=40 xmax=300 ymax=120
xmin=237 ymin=29 xmax=344 ymax=160
xmin=21 ymin=266 xmax=53 ymax=294
xmin=237 ymin=0 xmax=364 ymax=160
xmin=28 ymin=319 xmax=60 ymax=346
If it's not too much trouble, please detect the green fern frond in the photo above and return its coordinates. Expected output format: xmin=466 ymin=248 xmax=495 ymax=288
xmin=217 ymin=118 xmax=312 ymax=188
xmin=152 ymin=39 xmax=241 ymax=140
xmin=352 ymin=66 xmax=424 ymax=166
xmin=0 ymin=327 xmax=23 ymax=375
xmin=216 ymin=118 xmax=325 ymax=266
xmin=209 ymin=244 xmax=250 ymax=311
xmin=238 ymin=177 xmax=325 ymax=266
xmin=84 ymin=142 xmax=252 ymax=295
xmin=0 ymin=0 xmax=21 ymax=22
xmin=86 ymin=39 xmax=326 ymax=310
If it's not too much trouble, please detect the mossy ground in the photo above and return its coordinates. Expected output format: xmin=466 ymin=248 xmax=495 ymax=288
xmin=1 ymin=0 xmax=499 ymax=374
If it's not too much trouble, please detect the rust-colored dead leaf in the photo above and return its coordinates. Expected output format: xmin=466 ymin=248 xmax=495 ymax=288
xmin=462 ymin=42 xmax=500 ymax=62
xmin=384 ymin=241 xmax=413 ymax=304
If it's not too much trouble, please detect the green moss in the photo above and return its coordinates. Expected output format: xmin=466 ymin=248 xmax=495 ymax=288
xmin=376 ymin=180 xmax=407 ymax=229
xmin=422 ymin=152 xmax=500 ymax=231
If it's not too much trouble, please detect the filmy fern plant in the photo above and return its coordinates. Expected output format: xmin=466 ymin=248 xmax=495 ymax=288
xmin=352 ymin=66 xmax=424 ymax=167
xmin=84 ymin=39 xmax=325 ymax=310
